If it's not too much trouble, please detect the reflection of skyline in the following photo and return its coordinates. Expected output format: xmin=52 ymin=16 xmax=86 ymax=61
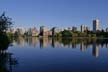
xmin=13 ymin=37 xmax=108 ymax=57
xmin=80 ymin=41 xmax=86 ymax=52
xmin=40 ymin=38 xmax=49 ymax=48
xmin=92 ymin=41 xmax=99 ymax=58
xmin=13 ymin=37 xmax=26 ymax=47
xmin=52 ymin=38 xmax=63 ymax=48
xmin=14 ymin=37 xmax=39 ymax=47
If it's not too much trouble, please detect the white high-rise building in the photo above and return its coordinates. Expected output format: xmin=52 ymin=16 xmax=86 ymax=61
xmin=81 ymin=24 xmax=85 ymax=32
xmin=93 ymin=19 xmax=99 ymax=32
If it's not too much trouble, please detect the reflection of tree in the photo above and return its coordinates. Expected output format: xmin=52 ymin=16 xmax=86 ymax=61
xmin=0 ymin=35 xmax=18 ymax=72
xmin=0 ymin=52 xmax=18 ymax=72
xmin=51 ymin=38 xmax=108 ymax=49
xmin=62 ymin=38 xmax=72 ymax=46
xmin=52 ymin=38 xmax=108 ymax=57
xmin=96 ymin=39 xmax=108 ymax=48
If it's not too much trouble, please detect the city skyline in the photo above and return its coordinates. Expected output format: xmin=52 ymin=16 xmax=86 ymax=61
xmin=0 ymin=0 xmax=108 ymax=30
xmin=12 ymin=19 xmax=105 ymax=32
xmin=11 ymin=19 xmax=107 ymax=37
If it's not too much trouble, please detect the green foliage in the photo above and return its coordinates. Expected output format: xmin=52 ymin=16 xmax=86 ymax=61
xmin=7 ymin=32 xmax=14 ymax=37
xmin=78 ymin=32 xmax=87 ymax=37
xmin=62 ymin=30 xmax=72 ymax=37
xmin=92 ymin=34 xmax=96 ymax=37
xmin=87 ymin=34 xmax=92 ymax=37
xmin=96 ymin=30 xmax=108 ymax=37
xmin=72 ymin=33 xmax=78 ymax=37
xmin=53 ymin=33 xmax=61 ymax=37
xmin=0 ymin=12 xmax=13 ymax=33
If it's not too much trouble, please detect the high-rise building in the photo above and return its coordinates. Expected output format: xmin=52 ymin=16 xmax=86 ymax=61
xmin=93 ymin=19 xmax=99 ymax=32
xmin=40 ymin=26 xmax=48 ymax=36
xmin=81 ymin=24 xmax=85 ymax=32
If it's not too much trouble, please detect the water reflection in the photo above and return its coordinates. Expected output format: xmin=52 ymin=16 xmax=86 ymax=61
xmin=92 ymin=42 xmax=99 ymax=58
xmin=13 ymin=37 xmax=108 ymax=58
xmin=40 ymin=38 xmax=49 ymax=48
xmin=0 ymin=38 xmax=18 ymax=72
xmin=0 ymin=52 xmax=18 ymax=72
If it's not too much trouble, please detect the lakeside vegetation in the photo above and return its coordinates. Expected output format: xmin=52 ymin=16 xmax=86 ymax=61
xmin=49 ymin=29 xmax=108 ymax=38
xmin=0 ymin=12 xmax=18 ymax=72
xmin=0 ymin=12 xmax=13 ymax=51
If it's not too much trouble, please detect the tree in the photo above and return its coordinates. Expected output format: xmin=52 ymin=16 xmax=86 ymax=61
xmin=0 ymin=12 xmax=13 ymax=34
xmin=0 ymin=12 xmax=13 ymax=51
xmin=62 ymin=30 xmax=72 ymax=37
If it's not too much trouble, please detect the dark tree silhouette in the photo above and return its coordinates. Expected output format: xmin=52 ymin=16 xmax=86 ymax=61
xmin=0 ymin=12 xmax=13 ymax=34
xmin=0 ymin=12 xmax=17 ymax=72
xmin=0 ymin=12 xmax=13 ymax=51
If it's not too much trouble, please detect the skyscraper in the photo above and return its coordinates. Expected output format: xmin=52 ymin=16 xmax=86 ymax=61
xmin=81 ymin=24 xmax=85 ymax=32
xmin=40 ymin=26 xmax=48 ymax=36
xmin=93 ymin=19 xmax=99 ymax=32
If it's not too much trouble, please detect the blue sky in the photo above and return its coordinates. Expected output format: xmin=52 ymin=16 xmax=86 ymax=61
xmin=0 ymin=0 xmax=108 ymax=30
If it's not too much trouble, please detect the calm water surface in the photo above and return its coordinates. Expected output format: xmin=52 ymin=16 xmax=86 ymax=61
xmin=4 ymin=37 xmax=108 ymax=72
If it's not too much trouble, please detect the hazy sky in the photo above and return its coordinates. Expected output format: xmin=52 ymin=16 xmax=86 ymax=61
xmin=0 ymin=0 xmax=108 ymax=30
